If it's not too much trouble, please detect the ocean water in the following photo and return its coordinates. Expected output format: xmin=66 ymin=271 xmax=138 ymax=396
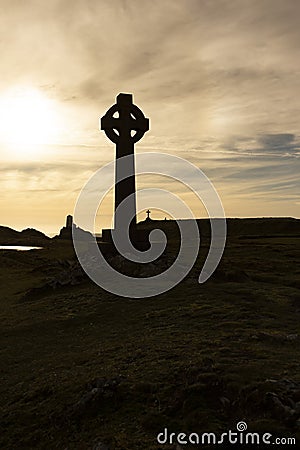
xmin=0 ymin=246 xmax=42 ymax=251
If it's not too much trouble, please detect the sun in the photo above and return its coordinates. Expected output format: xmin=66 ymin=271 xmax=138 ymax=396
xmin=0 ymin=87 xmax=62 ymax=158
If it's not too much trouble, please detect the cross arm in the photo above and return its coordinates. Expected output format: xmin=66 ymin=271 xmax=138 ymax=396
xmin=101 ymin=115 xmax=119 ymax=131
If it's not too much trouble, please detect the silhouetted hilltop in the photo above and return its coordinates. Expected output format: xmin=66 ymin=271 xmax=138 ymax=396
xmin=52 ymin=225 xmax=93 ymax=241
xmin=224 ymin=217 xmax=299 ymax=237
xmin=1 ymin=217 xmax=298 ymax=246
xmin=0 ymin=226 xmax=50 ymax=246
xmin=138 ymin=217 xmax=300 ymax=239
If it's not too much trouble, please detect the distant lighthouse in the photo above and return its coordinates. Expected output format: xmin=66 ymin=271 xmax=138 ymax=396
xmin=66 ymin=214 xmax=73 ymax=229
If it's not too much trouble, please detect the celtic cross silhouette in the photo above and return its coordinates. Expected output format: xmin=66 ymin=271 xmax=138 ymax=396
xmin=100 ymin=93 xmax=149 ymax=231
xmin=101 ymin=93 xmax=149 ymax=146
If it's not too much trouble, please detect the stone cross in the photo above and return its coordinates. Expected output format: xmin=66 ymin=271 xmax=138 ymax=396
xmin=146 ymin=209 xmax=151 ymax=219
xmin=101 ymin=93 xmax=149 ymax=231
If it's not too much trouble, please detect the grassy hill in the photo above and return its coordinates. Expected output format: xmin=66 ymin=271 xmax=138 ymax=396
xmin=0 ymin=226 xmax=50 ymax=246
xmin=0 ymin=218 xmax=299 ymax=449
xmin=138 ymin=217 xmax=300 ymax=239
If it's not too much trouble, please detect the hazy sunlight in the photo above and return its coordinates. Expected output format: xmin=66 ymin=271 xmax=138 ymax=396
xmin=0 ymin=87 xmax=63 ymax=158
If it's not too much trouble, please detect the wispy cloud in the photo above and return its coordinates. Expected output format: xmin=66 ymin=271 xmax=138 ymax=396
xmin=1 ymin=0 xmax=300 ymax=231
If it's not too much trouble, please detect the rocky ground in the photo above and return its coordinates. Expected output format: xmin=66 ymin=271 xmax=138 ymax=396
xmin=0 ymin=233 xmax=299 ymax=449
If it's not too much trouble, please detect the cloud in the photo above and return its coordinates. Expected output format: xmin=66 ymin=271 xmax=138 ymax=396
xmin=257 ymin=133 xmax=299 ymax=153
xmin=1 ymin=0 xmax=300 ymax=137
xmin=1 ymin=0 xmax=300 ymax=230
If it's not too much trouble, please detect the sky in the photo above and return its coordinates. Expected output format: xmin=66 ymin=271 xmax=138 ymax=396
xmin=0 ymin=0 xmax=299 ymax=235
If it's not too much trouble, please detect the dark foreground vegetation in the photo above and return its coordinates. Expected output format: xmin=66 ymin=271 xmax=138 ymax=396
xmin=0 ymin=218 xmax=299 ymax=449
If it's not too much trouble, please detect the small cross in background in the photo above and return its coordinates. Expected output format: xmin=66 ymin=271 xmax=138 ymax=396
xmin=146 ymin=209 xmax=151 ymax=220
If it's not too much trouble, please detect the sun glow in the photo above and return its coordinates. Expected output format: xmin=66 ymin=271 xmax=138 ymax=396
xmin=0 ymin=87 xmax=63 ymax=158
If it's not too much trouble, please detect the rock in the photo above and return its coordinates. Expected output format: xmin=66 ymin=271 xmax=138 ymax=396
xmin=286 ymin=334 xmax=299 ymax=341
xmin=236 ymin=378 xmax=300 ymax=426
xmin=86 ymin=376 xmax=124 ymax=391
xmin=70 ymin=377 xmax=123 ymax=419
xmin=92 ymin=442 xmax=109 ymax=450
xmin=265 ymin=392 xmax=294 ymax=419
xmin=72 ymin=388 xmax=104 ymax=417
xmin=22 ymin=259 xmax=88 ymax=300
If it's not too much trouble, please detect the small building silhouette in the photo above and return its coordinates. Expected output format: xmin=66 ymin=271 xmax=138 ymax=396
xmin=57 ymin=215 xmax=74 ymax=239
xmin=66 ymin=215 xmax=73 ymax=229
xmin=54 ymin=214 xmax=93 ymax=241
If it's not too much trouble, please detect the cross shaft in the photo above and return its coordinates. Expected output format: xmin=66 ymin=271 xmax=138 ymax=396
xmin=100 ymin=93 xmax=149 ymax=231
